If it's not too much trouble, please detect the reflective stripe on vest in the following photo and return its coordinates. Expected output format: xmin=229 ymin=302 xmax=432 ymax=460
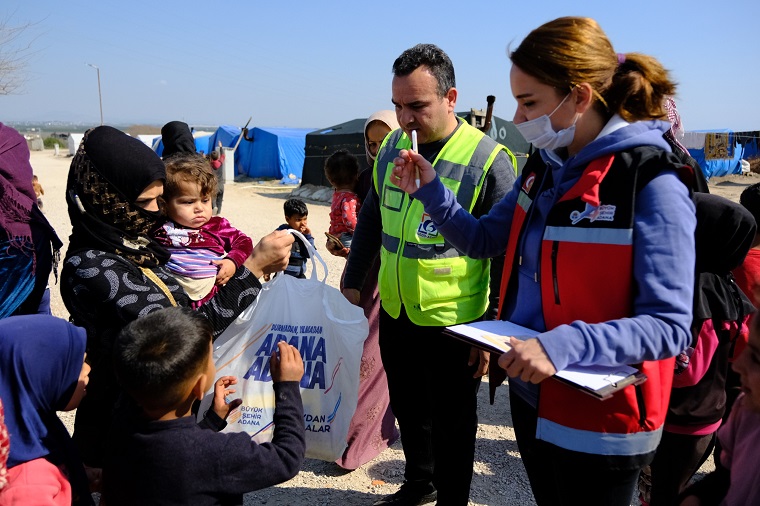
xmin=374 ymin=120 xmax=512 ymax=326
xmin=537 ymin=419 xmax=664 ymax=456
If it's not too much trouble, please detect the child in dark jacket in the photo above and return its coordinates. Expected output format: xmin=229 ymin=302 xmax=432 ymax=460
xmin=103 ymin=307 xmax=305 ymax=506
xmin=276 ymin=198 xmax=315 ymax=278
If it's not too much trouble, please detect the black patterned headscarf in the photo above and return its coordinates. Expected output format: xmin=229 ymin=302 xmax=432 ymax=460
xmin=65 ymin=126 xmax=170 ymax=267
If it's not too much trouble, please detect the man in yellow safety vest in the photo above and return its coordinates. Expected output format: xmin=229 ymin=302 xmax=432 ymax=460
xmin=343 ymin=43 xmax=516 ymax=506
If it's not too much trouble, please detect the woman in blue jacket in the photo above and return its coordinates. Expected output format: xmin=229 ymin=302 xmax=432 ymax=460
xmin=390 ymin=16 xmax=696 ymax=506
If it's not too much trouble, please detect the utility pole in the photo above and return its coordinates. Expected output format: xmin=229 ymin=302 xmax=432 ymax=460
xmin=86 ymin=63 xmax=103 ymax=125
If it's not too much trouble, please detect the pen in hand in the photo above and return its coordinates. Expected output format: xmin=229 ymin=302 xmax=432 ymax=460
xmin=412 ymin=130 xmax=419 ymax=189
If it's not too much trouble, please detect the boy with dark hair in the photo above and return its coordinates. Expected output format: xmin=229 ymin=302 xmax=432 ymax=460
xmin=103 ymin=307 xmax=305 ymax=506
xmin=276 ymin=198 xmax=316 ymax=278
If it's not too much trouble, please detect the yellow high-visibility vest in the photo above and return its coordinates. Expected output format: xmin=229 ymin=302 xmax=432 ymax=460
xmin=374 ymin=119 xmax=515 ymax=326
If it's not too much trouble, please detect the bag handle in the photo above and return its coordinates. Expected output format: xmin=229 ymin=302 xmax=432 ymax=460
xmin=285 ymin=229 xmax=328 ymax=283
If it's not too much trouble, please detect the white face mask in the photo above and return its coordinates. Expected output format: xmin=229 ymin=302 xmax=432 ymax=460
xmin=515 ymin=93 xmax=578 ymax=151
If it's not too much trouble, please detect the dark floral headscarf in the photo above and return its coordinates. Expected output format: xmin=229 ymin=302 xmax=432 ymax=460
xmin=65 ymin=126 xmax=170 ymax=267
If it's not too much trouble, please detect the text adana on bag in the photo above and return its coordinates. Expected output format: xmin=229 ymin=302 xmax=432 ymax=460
xmin=198 ymin=230 xmax=368 ymax=461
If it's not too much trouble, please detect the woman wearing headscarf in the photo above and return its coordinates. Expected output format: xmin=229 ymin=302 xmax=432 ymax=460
xmin=327 ymin=111 xmax=400 ymax=470
xmin=663 ymin=97 xmax=709 ymax=193
xmin=0 ymin=123 xmax=62 ymax=318
xmin=60 ymin=126 xmax=292 ymax=468
xmin=160 ymin=120 xmax=196 ymax=159
xmin=641 ymin=194 xmax=756 ymax=505
xmin=0 ymin=315 xmax=93 ymax=506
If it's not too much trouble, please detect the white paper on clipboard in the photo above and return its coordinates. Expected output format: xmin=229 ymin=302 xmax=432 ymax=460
xmin=445 ymin=320 xmax=643 ymax=395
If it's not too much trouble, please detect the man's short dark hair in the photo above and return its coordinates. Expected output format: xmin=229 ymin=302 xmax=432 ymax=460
xmin=324 ymin=149 xmax=360 ymax=188
xmin=392 ymin=43 xmax=456 ymax=98
xmin=740 ymin=182 xmax=760 ymax=226
xmin=284 ymin=198 xmax=308 ymax=218
xmin=114 ymin=307 xmax=213 ymax=410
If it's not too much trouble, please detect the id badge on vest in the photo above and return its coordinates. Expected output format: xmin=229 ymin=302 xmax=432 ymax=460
xmin=417 ymin=212 xmax=439 ymax=239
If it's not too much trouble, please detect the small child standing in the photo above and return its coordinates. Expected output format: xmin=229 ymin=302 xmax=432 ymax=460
xmin=153 ymin=154 xmax=253 ymax=308
xmin=276 ymin=198 xmax=315 ymax=279
xmin=679 ymin=312 xmax=760 ymax=505
xmin=324 ymin=149 xmax=361 ymax=249
xmin=103 ymin=307 xmax=305 ymax=505
xmin=0 ymin=315 xmax=93 ymax=505
xmin=32 ymin=174 xmax=44 ymax=211
xmin=207 ymin=140 xmax=226 ymax=214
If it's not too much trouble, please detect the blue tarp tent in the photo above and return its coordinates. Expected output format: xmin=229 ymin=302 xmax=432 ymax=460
xmin=687 ymin=129 xmax=760 ymax=179
xmin=153 ymin=133 xmax=214 ymax=157
xmin=210 ymin=126 xmax=312 ymax=183
xmin=208 ymin=125 xmax=241 ymax=151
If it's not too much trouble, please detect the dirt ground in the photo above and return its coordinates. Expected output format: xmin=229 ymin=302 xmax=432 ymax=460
xmin=31 ymin=149 xmax=749 ymax=506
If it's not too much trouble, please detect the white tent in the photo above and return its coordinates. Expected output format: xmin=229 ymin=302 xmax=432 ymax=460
xmin=68 ymin=133 xmax=85 ymax=156
xmin=136 ymin=134 xmax=161 ymax=150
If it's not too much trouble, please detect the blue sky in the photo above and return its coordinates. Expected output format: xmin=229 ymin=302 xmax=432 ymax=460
xmin=2 ymin=1 xmax=758 ymax=131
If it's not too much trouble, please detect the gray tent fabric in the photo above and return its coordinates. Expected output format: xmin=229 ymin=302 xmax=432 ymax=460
xmin=302 ymin=119 xmax=369 ymax=187
xmin=301 ymin=114 xmax=530 ymax=187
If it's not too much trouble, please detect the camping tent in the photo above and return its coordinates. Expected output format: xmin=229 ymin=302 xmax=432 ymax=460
xmin=302 ymin=118 xmax=368 ymax=187
xmin=154 ymin=131 xmax=215 ymax=157
xmin=685 ymin=129 xmax=760 ymax=179
xmin=136 ymin=134 xmax=161 ymax=150
xmin=68 ymin=133 xmax=84 ymax=156
xmin=301 ymin=113 xmax=531 ymax=187
xmin=208 ymin=125 xmax=312 ymax=182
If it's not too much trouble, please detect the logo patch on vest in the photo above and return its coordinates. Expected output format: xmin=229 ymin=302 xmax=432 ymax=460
xmin=569 ymin=202 xmax=616 ymax=224
xmin=417 ymin=212 xmax=439 ymax=238
xmin=522 ymin=174 xmax=536 ymax=193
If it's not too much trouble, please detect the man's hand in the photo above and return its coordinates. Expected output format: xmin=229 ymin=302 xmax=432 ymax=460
xmin=342 ymin=287 xmax=360 ymax=305
xmin=270 ymin=342 xmax=304 ymax=383
xmin=497 ymin=337 xmax=557 ymax=384
xmin=468 ymin=347 xmax=490 ymax=378
xmin=212 ymin=258 xmax=237 ymax=285
xmin=243 ymin=230 xmax=294 ymax=278
xmin=212 ymin=375 xmax=242 ymax=420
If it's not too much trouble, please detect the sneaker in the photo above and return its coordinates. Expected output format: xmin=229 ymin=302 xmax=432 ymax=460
xmin=372 ymin=486 xmax=437 ymax=506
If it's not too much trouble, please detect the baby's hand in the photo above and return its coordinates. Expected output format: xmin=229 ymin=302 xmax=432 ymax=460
xmin=270 ymin=342 xmax=304 ymax=383
xmin=212 ymin=375 xmax=242 ymax=420
xmin=213 ymin=258 xmax=237 ymax=285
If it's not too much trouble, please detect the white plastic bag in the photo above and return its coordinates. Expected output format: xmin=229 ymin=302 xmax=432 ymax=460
xmin=198 ymin=231 xmax=368 ymax=461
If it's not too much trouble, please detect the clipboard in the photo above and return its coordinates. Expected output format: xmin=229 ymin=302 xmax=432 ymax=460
xmin=444 ymin=320 xmax=647 ymax=400
xmin=324 ymin=232 xmax=344 ymax=250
